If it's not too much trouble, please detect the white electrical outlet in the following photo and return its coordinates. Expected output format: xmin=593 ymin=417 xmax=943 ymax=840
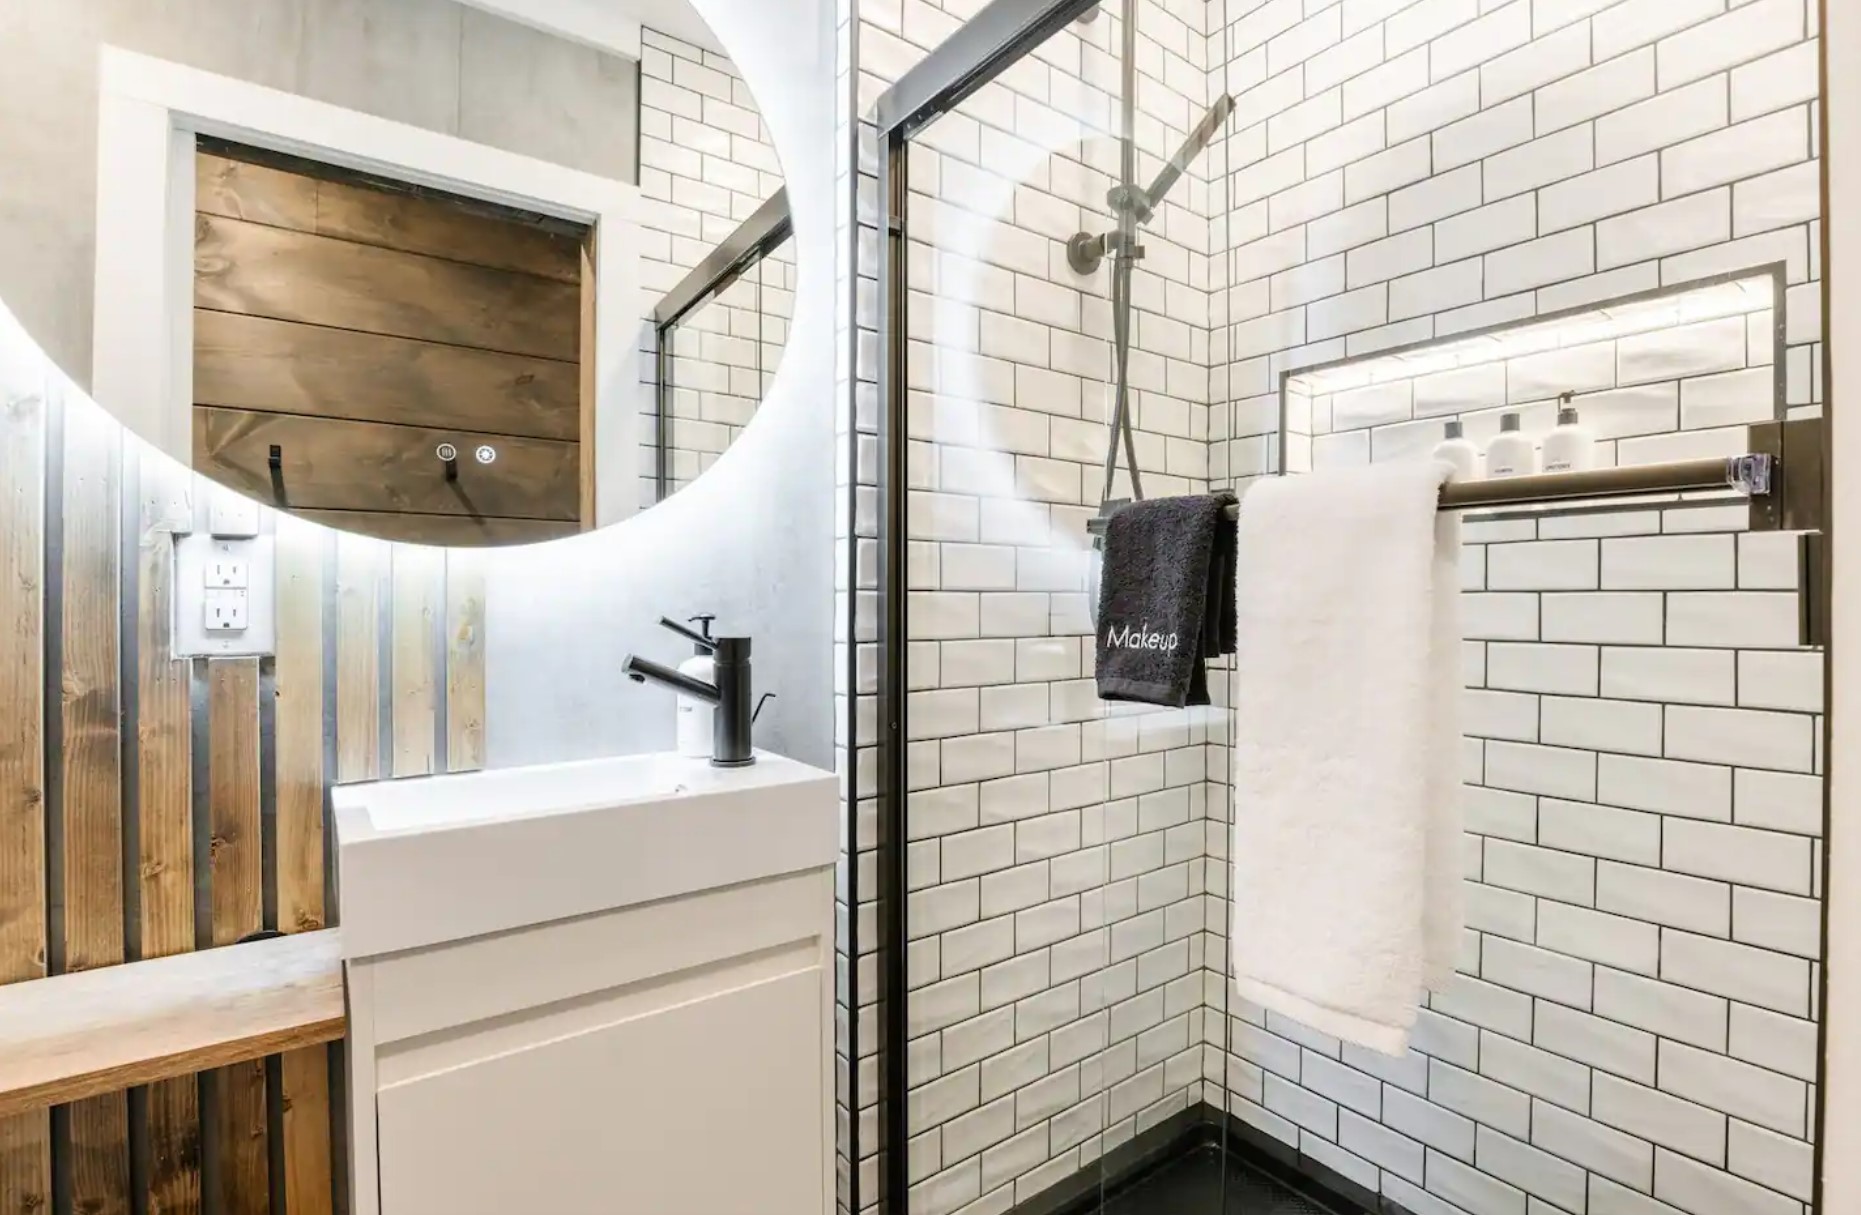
xmin=206 ymin=558 xmax=250 ymax=589
xmin=174 ymin=534 xmax=276 ymax=656
xmin=203 ymin=588 xmax=248 ymax=631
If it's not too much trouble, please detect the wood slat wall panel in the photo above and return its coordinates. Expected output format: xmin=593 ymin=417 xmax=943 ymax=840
xmin=391 ymin=548 xmax=440 ymax=779
xmin=444 ymin=552 xmax=488 ymax=774
xmin=209 ymin=659 xmax=268 ymax=1215
xmin=137 ymin=458 xmax=202 ymax=1215
xmin=193 ymin=145 xmax=588 ymax=547
xmin=272 ymin=518 xmax=334 ymax=1215
xmin=195 ymin=406 xmax=580 ymax=523
xmin=59 ymin=398 xmax=132 ymax=1215
xmin=0 ymin=360 xmax=49 ymax=1215
xmin=195 ymin=155 xmax=319 ymax=232
xmin=194 ymin=311 xmax=580 ymax=441
xmin=336 ymin=536 xmax=385 ymax=786
xmin=196 ymin=152 xmax=582 ymax=283
xmin=273 ymin=519 xmax=326 ymax=934
xmin=194 ymin=215 xmax=580 ymax=362
xmin=1 ymin=387 xmax=492 ymax=1213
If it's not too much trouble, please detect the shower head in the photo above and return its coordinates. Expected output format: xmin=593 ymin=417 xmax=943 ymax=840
xmin=1074 ymin=3 xmax=1100 ymax=22
xmin=1065 ymin=87 xmax=1236 ymax=276
xmin=1139 ymin=92 xmax=1236 ymax=220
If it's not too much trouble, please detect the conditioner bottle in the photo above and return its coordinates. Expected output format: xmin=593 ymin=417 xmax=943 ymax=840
xmin=1541 ymin=393 xmax=1596 ymax=473
xmin=1486 ymin=412 xmax=1536 ymax=479
xmin=1432 ymin=420 xmax=1480 ymax=481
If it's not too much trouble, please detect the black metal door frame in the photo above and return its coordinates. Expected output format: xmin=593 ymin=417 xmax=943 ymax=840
xmin=652 ymin=190 xmax=792 ymax=501
xmin=865 ymin=2 xmax=1101 ymax=1210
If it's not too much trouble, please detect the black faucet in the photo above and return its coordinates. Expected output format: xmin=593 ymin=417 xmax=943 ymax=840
xmin=623 ymin=618 xmax=773 ymax=767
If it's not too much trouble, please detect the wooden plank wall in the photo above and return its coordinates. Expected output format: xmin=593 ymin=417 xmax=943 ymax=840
xmin=1 ymin=312 xmax=51 ymax=1215
xmin=192 ymin=147 xmax=586 ymax=546
xmin=0 ymin=375 xmax=489 ymax=1215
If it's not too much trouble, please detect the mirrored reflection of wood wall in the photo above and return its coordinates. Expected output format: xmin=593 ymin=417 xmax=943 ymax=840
xmin=0 ymin=378 xmax=487 ymax=1215
xmin=192 ymin=145 xmax=587 ymax=547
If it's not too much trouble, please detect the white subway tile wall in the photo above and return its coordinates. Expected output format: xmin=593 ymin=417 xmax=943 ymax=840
xmin=637 ymin=28 xmax=793 ymax=506
xmin=1232 ymin=297 xmax=1821 ymax=1213
xmin=1210 ymin=0 xmax=1822 ymax=1212
xmin=842 ymin=1 xmax=1824 ymax=1214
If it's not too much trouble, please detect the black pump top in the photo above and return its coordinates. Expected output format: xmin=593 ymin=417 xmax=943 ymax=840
xmin=1500 ymin=413 xmax=1521 ymax=432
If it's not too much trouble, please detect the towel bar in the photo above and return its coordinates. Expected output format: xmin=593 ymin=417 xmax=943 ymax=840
xmin=1086 ymin=419 xmax=1823 ymax=537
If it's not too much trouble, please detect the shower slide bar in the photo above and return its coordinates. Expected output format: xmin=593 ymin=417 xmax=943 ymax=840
xmin=1084 ymin=418 xmax=1824 ymax=537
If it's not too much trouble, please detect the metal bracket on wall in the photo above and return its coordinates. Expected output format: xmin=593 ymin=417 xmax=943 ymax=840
xmin=1747 ymin=417 xmax=1825 ymax=533
xmin=1801 ymin=531 xmax=1828 ymax=650
xmin=1745 ymin=418 xmax=1828 ymax=648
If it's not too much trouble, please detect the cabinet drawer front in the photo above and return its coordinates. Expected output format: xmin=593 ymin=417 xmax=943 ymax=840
xmin=377 ymin=964 xmax=825 ymax=1215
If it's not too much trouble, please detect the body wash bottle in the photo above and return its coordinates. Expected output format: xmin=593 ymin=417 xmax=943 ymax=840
xmin=1542 ymin=393 xmax=1596 ymax=473
xmin=1486 ymin=412 xmax=1536 ymax=478
xmin=1432 ymin=420 xmax=1480 ymax=481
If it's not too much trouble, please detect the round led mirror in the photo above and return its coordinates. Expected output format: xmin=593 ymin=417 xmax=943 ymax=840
xmin=0 ymin=0 xmax=789 ymax=546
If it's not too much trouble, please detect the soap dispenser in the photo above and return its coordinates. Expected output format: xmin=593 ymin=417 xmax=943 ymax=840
xmin=1486 ymin=412 xmax=1536 ymax=479
xmin=1431 ymin=420 xmax=1480 ymax=481
xmin=673 ymin=614 xmax=718 ymax=759
xmin=1542 ymin=392 xmax=1596 ymax=473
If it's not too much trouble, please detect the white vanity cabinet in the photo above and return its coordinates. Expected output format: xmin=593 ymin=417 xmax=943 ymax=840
xmin=332 ymin=752 xmax=838 ymax=1215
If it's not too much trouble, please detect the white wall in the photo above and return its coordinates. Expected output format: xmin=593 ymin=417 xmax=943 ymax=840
xmin=483 ymin=0 xmax=836 ymax=770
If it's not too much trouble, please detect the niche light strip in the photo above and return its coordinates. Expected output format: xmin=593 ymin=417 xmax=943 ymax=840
xmin=1289 ymin=273 xmax=1776 ymax=397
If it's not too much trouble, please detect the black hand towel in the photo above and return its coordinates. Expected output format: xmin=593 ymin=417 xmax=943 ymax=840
xmin=1094 ymin=491 xmax=1237 ymax=708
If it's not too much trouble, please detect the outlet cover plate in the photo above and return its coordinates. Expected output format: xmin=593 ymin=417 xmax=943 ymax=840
xmin=207 ymin=489 xmax=262 ymax=538
xmin=174 ymin=534 xmax=276 ymax=657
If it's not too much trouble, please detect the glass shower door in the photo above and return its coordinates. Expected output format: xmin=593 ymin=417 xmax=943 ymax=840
xmin=892 ymin=2 xmax=1234 ymax=1211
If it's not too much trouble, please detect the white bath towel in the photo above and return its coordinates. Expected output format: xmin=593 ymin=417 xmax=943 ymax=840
xmin=1230 ymin=461 xmax=1463 ymax=1056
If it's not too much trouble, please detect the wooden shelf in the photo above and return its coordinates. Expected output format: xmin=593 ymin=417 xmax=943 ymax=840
xmin=0 ymin=929 xmax=345 ymax=1118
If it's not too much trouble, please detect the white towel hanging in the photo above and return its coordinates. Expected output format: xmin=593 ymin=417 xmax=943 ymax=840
xmin=1229 ymin=461 xmax=1464 ymax=1055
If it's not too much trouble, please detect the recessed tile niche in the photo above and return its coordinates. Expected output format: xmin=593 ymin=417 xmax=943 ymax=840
xmin=1282 ymin=269 xmax=1783 ymax=476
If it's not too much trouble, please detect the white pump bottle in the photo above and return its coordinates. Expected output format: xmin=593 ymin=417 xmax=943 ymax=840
xmin=676 ymin=614 xmax=718 ymax=759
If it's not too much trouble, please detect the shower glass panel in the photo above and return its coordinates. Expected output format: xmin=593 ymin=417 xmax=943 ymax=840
xmin=886 ymin=2 xmax=1828 ymax=1214
xmin=895 ymin=2 xmax=1235 ymax=1211
xmin=657 ymin=228 xmax=796 ymax=498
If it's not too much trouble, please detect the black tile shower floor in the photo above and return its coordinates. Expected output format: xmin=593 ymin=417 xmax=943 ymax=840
xmin=1097 ymin=1144 xmax=1367 ymax=1215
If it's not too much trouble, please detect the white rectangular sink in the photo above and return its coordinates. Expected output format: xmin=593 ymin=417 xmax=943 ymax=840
xmin=333 ymin=750 xmax=838 ymax=1215
xmin=332 ymin=750 xmax=837 ymax=959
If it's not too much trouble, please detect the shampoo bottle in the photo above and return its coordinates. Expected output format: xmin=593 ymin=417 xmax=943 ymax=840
xmin=677 ymin=614 xmax=718 ymax=759
xmin=1432 ymin=420 xmax=1480 ymax=481
xmin=1486 ymin=412 xmax=1536 ymax=479
xmin=1541 ymin=393 xmax=1596 ymax=473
